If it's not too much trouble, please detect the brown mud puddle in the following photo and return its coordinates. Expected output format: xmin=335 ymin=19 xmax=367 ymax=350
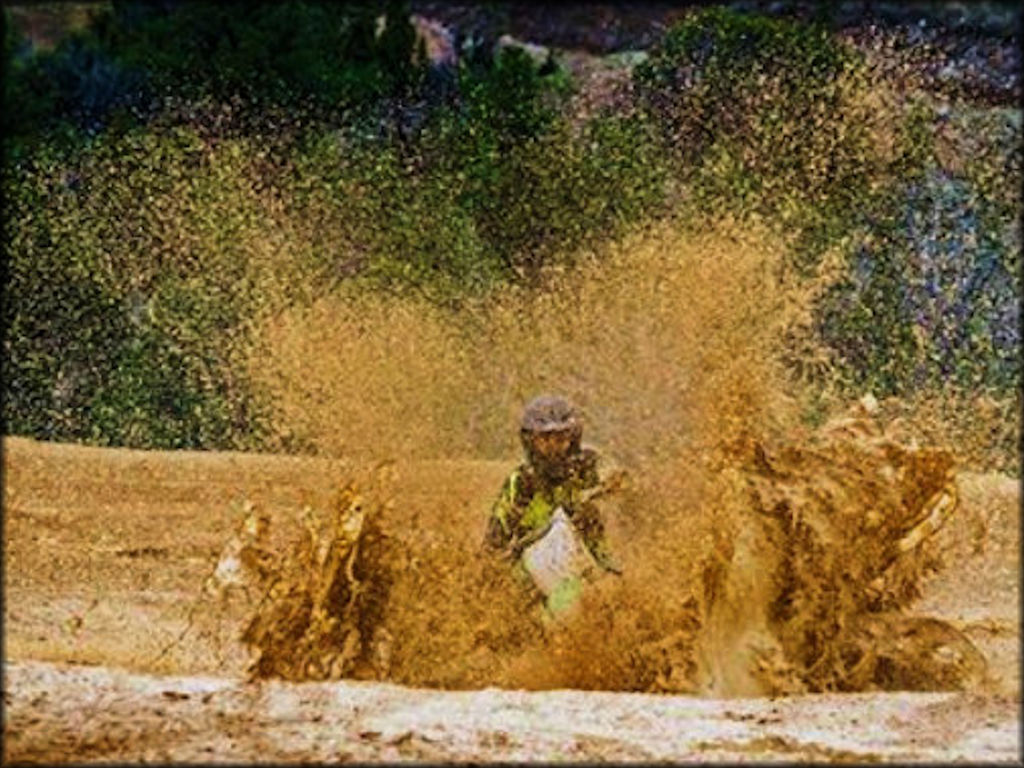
xmin=3 ymin=429 xmax=1020 ymax=761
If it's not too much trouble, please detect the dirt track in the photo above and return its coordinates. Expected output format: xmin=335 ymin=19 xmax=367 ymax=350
xmin=6 ymin=659 xmax=1019 ymax=763
xmin=3 ymin=435 xmax=1021 ymax=762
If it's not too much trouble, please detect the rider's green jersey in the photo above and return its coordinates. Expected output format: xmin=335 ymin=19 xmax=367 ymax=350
xmin=485 ymin=446 xmax=620 ymax=573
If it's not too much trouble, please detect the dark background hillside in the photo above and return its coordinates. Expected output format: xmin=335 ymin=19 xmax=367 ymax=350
xmin=2 ymin=1 xmax=1019 ymax=472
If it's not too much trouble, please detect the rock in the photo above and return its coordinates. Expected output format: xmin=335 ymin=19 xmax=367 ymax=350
xmin=411 ymin=14 xmax=458 ymax=70
xmin=603 ymin=49 xmax=649 ymax=70
xmin=495 ymin=34 xmax=551 ymax=69
xmin=375 ymin=13 xmax=458 ymax=71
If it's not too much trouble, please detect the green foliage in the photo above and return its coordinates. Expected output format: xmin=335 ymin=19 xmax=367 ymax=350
xmin=3 ymin=10 xmax=55 ymax=142
xmin=96 ymin=1 xmax=412 ymax=105
xmin=634 ymin=8 xmax=885 ymax=248
xmin=3 ymin=1 xmax=428 ymax=148
xmin=425 ymin=48 xmax=666 ymax=280
xmin=3 ymin=4 xmax=1017 ymax=458
xmin=451 ymin=112 xmax=666 ymax=279
xmin=629 ymin=5 xmax=1019 ymax=403
xmin=458 ymin=46 xmax=561 ymax=144
xmin=3 ymin=128 xmax=282 ymax=448
xmin=817 ymin=171 xmax=1020 ymax=397
xmin=291 ymin=134 xmax=499 ymax=300
xmin=376 ymin=0 xmax=422 ymax=97
xmin=3 ymin=12 xmax=141 ymax=150
xmin=3 ymin=9 xmax=669 ymax=448
xmin=954 ymin=107 xmax=1022 ymax=229
xmin=292 ymin=50 xmax=667 ymax=297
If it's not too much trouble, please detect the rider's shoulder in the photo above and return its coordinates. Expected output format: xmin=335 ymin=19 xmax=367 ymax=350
xmin=578 ymin=445 xmax=626 ymax=481
xmin=580 ymin=443 xmax=620 ymax=466
xmin=573 ymin=445 xmax=602 ymax=474
xmin=508 ymin=462 xmax=533 ymax=488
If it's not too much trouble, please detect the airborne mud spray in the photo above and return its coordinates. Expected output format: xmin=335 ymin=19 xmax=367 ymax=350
xmin=238 ymin=222 xmax=984 ymax=695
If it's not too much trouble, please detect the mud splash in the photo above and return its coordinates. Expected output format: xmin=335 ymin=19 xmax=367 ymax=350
xmin=231 ymin=398 xmax=983 ymax=695
xmin=248 ymin=221 xmax=800 ymax=465
xmin=229 ymin=222 xmax=985 ymax=696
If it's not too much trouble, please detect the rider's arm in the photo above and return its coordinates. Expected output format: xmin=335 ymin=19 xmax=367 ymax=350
xmin=574 ymin=502 xmax=622 ymax=574
xmin=484 ymin=469 xmax=521 ymax=551
xmin=576 ymin=447 xmax=627 ymax=498
xmin=574 ymin=449 xmax=626 ymax=573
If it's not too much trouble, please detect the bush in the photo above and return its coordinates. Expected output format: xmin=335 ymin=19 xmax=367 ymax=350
xmin=420 ymin=47 xmax=666 ymax=281
xmin=633 ymin=6 xmax=898 ymax=260
xmin=631 ymin=6 xmax=1020 ymax=403
xmin=13 ymin=3 xmax=1013 ymax=460
xmin=3 ymin=127 xmax=296 ymax=448
xmin=290 ymin=48 xmax=667 ymax=297
xmin=3 ymin=23 xmax=671 ymax=449
xmin=448 ymin=113 xmax=666 ymax=280
xmin=817 ymin=170 xmax=1020 ymax=396
xmin=97 ymin=0 xmax=422 ymax=105
xmin=638 ymin=12 xmax=861 ymax=177
xmin=289 ymin=133 xmax=499 ymax=301
xmin=3 ymin=1 xmax=427 ymax=148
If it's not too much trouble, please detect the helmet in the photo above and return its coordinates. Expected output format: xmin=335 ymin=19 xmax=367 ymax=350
xmin=520 ymin=394 xmax=583 ymax=441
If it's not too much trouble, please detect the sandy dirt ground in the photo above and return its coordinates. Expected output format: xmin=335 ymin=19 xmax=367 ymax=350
xmin=3 ymin=435 xmax=1020 ymax=762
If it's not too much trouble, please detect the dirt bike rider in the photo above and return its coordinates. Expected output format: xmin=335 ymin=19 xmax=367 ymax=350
xmin=484 ymin=395 xmax=625 ymax=589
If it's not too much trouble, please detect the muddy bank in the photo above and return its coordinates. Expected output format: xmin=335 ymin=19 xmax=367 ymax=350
xmin=4 ymin=659 xmax=1019 ymax=763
